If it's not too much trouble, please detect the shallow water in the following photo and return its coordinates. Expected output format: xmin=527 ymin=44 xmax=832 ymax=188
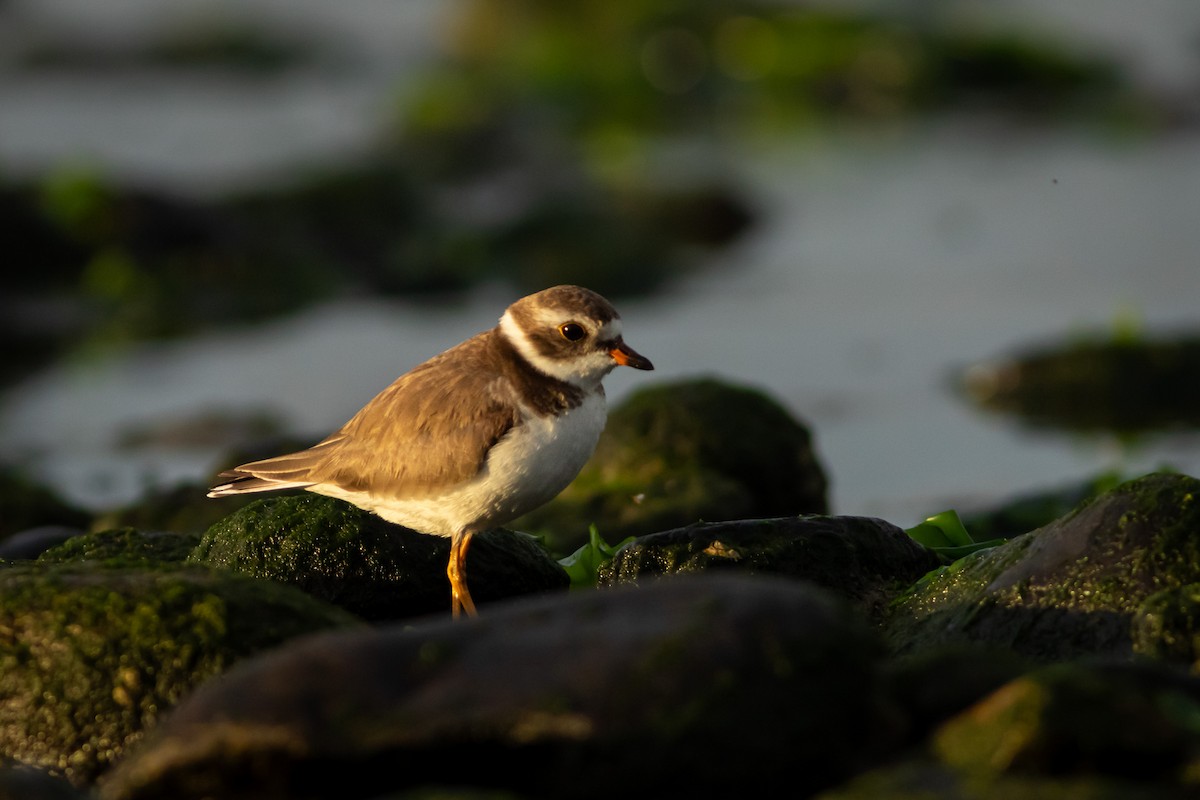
xmin=1 ymin=1 xmax=1198 ymax=524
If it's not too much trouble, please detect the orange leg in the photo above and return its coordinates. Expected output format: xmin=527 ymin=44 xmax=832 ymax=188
xmin=448 ymin=530 xmax=477 ymax=618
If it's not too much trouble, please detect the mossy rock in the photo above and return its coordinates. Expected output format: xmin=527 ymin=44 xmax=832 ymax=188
xmin=882 ymin=645 xmax=1032 ymax=746
xmin=37 ymin=528 xmax=200 ymax=567
xmin=960 ymin=334 xmax=1200 ymax=433
xmin=598 ymin=515 xmax=938 ymax=624
xmin=517 ymin=377 xmax=829 ymax=554
xmin=0 ymin=562 xmax=360 ymax=786
xmin=1132 ymin=584 xmax=1200 ymax=669
xmin=931 ymin=662 xmax=1200 ymax=782
xmin=191 ymin=494 xmax=568 ymax=620
xmin=885 ymin=473 xmax=1200 ymax=661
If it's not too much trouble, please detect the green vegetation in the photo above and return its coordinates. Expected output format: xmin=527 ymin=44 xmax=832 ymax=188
xmin=557 ymin=524 xmax=635 ymax=589
xmin=904 ymin=509 xmax=1005 ymax=561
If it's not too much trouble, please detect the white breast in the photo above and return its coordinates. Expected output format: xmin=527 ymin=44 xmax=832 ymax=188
xmin=347 ymin=391 xmax=608 ymax=536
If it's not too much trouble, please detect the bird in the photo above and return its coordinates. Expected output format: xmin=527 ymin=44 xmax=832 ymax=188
xmin=207 ymin=285 xmax=654 ymax=617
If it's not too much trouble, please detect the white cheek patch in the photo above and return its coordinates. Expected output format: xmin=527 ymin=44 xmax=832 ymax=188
xmin=500 ymin=309 xmax=545 ymax=367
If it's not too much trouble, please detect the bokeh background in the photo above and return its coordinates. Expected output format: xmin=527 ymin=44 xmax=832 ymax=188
xmin=1 ymin=0 xmax=1198 ymax=525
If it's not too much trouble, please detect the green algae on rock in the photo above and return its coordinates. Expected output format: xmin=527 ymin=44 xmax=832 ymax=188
xmin=37 ymin=528 xmax=200 ymax=567
xmin=1132 ymin=584 xmax=1200 ymax=670
xmin=885 ymin=473 xmax=1200 ymax=662
xmin=516 ymin=378 xmax=829 ymax=554
xmin=598 ymin=515 xmax=939 ymax=624
xmin=0 ymin=562 xmax=360 ymax=786
xmin=192 ymin=493 xmax=568 ymax=620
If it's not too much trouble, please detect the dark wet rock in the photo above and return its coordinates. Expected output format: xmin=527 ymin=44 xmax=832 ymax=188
xmin=960 ymin=333 xmax=1200 ymax=433
xmin=37 ymin=528 xmax=200 ymax=566
xmin=886 ymin=473 xmax=1200 ymax=661
xmin=191 ymin=494 xmax=569 ymax=621
xmin=1132 ymin=584 xmax=1200 ymax=670
xmin=598 ymin=515 xmax=939 ymax=624
xmin=0 ymin=466 xmax=91 ymax=541
xmin=883 ymin=646 xmax=1031 ymax=746
xmin=815 ymin=760 xmax=1194 ymax=800
xmin=99 ymin=574 xmax=900 ymax=800
xmin=0 ymin=764 xmax=88 ymax=800
xmin=517 ymin=377 xmax=829 ymax=554
xmin=0 ymin=526 xmax=82 ymax=560
xmin=0 ymin=561 xmax=360 ymax=786
xmin=930 ymin=662 xmax=1200 ymax=782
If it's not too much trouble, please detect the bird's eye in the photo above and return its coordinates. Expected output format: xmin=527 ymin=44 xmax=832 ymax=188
xmin=558 ymin=322 xmax=587 ymax=342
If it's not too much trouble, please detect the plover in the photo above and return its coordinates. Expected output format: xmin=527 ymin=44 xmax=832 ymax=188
xmin=208 ymin=285 xmax=653 ymax=616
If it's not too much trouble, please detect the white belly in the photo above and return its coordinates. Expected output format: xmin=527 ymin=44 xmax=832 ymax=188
xmin=325 ymin=392 xmax=607 ymax=535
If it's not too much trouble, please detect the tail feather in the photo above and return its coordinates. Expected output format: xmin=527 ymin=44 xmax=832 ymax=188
xmin=206 ymin=471 xmax=313 ymax=498
xmin=207 ymin=435 xmax=343 ymax=498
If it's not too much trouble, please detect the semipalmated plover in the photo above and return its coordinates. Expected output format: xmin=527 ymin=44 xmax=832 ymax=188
xmin=208 ymin=285 xmax=653 ymax=616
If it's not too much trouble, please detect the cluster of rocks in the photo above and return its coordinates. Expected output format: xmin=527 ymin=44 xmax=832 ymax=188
xmin=1 ymin=378 xmax=1199 ymax=799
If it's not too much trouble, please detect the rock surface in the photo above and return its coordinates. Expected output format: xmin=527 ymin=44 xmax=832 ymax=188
xmin=100 ymin=575 xmax=898 ymax=800
xmin=0 ymin=561 xmax=360 ymax=785
xmin=599 ymin=515 xmax=941 ymax=623
xmin=0 ymin=765 xmax=88 ymax=800
xmin=886 ymin=473 xmax=1200 ymax=661
xmin=6 ymin=389 xmax=1200 ymax=798
xmin=1133 ymin=583 xmax=1200 ymax=670
xmin=191 ymin=494 xmax=569 ymax=620
xmin=931 ymin=662 xmax=1200 ymax=781
xmin=961 ymin=334 xmax=1200 ymax=433
xmin=38 ymin=528 xmax=199 ymax=566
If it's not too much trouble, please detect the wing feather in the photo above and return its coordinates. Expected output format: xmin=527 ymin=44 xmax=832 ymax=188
xmin=209 ymin=331 xmax=520 ymax=500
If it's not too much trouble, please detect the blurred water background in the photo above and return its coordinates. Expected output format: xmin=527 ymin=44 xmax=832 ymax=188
xmin=1 ymin=0 xmax=1198 ymax=524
